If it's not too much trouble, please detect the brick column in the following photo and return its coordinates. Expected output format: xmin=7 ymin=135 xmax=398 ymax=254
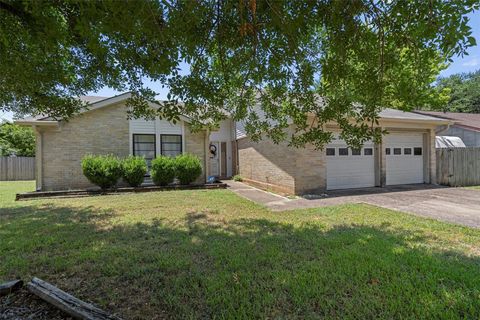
xmin=429 ymin=128 xmax=437 ymax=184
xmin=376 ymin=131 xmax=386 ymax=187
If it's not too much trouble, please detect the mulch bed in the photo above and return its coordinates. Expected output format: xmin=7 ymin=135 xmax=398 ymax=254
xmin=0 ymin=288 xmax=71 ymax=320
xmin=16 ymin=182 xmax=227 ymax=201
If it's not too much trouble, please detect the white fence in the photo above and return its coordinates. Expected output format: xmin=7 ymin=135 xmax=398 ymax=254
xmin=0 ymin=157 xmax=35 ymax=181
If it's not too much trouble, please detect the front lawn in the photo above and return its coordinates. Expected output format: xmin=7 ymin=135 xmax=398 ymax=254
xmin=466 ymin=185 xmax=480 ymax=190
xmin=1 ymin=181 xmax=480 ymax=319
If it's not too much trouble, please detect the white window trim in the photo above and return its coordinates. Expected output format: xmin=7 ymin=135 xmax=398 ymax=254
xmin=129 ymin=118 xmax=184 ymax=157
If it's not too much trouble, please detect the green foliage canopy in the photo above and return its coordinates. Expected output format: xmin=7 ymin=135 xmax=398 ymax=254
xmin=0 ymin=121 xmax=35 ymax=156
xmin=432 ymin=70 xmax=480 ymax=113
xmin=0 ymin=0 xmax=478 ymax=147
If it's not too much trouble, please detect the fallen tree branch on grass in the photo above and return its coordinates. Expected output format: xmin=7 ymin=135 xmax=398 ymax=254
xmin=27 ymin=277 xmax=121 ymax=320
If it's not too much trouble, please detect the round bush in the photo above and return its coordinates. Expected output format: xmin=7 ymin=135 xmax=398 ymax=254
xmin=81 ymin=154 xmax=122 ymax=190
xmin=151 ymin=156 xmax=176 ymax=186
xmin=122 ymin=156 xmax=147 ymax=187
xmin=175 ymin=153 xmax=202 ymax=185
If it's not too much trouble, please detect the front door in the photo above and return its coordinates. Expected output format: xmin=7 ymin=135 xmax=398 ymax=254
xmin=209 ymin=141 xmax=220 ymax=176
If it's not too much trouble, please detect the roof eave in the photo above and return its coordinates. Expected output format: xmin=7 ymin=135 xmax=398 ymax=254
xmin=379 ymin=117 xmax=454 ymax=126
xmin=14 ymin=120 xmax=59 ymax=127
xmin=15 ymin=92 xmax=194 ymax=125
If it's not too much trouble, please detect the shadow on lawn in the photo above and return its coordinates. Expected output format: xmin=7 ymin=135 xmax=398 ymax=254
xmin=1 ymin=204 xmax=480 ymax=319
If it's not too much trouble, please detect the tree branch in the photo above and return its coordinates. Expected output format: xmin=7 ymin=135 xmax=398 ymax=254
xmin=0 ymin=1 xmax=32 ymax=23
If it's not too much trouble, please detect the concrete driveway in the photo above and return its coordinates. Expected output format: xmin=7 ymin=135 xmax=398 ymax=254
xmin=226 ymin=181 xmax=480 ymax=228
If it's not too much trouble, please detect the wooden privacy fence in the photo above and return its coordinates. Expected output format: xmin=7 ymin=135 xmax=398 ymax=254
xmin=0 ymin=157 xmax=35 ymax=181
xmin=436 ymin=148 xmax=480 ymax=186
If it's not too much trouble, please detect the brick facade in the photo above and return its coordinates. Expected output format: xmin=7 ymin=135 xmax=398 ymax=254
xmin=237 ymin=136 xmax=326 ymax=195
xmin=38 ymin=103 xmax=130 ymax=191
xmin=184 ymin=126 xmax=207 ymax=184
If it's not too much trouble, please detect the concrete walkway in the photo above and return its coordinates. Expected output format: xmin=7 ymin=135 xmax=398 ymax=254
xmin=226 ymin=181 xmax=480 ymax=228
xmin=226 ymin=180 xmax=292 ymax=206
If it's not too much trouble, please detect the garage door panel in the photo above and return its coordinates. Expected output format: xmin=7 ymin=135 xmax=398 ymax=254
xmin=385 ymin=133 xmax=424 ymax=185
xmin=326 ymin=144 xmax=375 ymax=190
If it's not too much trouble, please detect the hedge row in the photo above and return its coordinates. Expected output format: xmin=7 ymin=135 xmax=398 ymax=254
xmin=81 ymin=154 xmax=202 ymax=190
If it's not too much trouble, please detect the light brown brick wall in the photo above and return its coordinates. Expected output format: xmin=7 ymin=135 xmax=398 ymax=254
xmin=39 ymin=103 xmax=130 ymax=191
xmin=294 ymin=144 xmax=326 ymax=194
xmin=237 ymin=136 xmax=326 ymax=195
xmin=184 ymin=125 xmax=207 ymax=184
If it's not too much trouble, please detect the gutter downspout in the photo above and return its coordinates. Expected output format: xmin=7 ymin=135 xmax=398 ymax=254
xmin=436 ymin=123 xmax=452 ymax=135
xmin=34 ymin=126 xmax=43 ymax=191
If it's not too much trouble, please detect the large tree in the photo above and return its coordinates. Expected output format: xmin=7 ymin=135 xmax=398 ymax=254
xmin=0 ymin=0 xmax=478 ymax=147
xmin=0 ymin=121 xmax=35 ymax=156
xmin=430 ymin=70 xmax=480 ymax=113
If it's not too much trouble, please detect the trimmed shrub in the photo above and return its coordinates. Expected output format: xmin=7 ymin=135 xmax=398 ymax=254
xmin=175 ymin=153 xmax=202 ymax=185
xmin=81 ymin=154 xmax=122 ymax=190
xmin=233 ymin=175 xmax=243 ymax=182
xmin=151 ymin=156 xmax=176 ymax=186
xmin=122 ymin=156 xmax=147 ymax=187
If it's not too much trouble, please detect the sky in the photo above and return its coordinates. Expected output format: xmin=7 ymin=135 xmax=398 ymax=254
xmin=439 ymin=12 xmax=480 ymax=77
xmin=1 ymin=11 xmax=479 ymax=122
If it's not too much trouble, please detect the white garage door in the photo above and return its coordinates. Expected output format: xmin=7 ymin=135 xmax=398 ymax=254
xmin=326 ymin=141 xmax=375 ymax=190
xmin=385 ymin=132 xmax=424 ymax=185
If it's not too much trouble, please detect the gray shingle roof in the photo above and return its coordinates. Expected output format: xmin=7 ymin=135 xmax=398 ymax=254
xmin=19 ymin=96 xmax=108 ymax=121
xmin=79 ymin=96 xmax=108 ymax=104
xmin=415 ymin=111 xmax=480 ymax=131
xmin=379 ymin=108 xmax=448 ymax=121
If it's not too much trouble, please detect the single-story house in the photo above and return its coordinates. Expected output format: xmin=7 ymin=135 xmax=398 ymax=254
xmin=415 ymin=111 xmax=480 ymax=147
xmin=17 ymin=93 xmax=451 ymax=194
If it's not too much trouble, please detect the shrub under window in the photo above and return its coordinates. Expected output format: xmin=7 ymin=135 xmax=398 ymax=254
xmin=175 ymin=153 xmax=202 ymax=185
xmin=81 ymin=154 xmax=123 ymax=190
xmin=151 ymin=156 xmax=176 ymax=186
xmin=122 ymin=155 xmax=147 ymax=187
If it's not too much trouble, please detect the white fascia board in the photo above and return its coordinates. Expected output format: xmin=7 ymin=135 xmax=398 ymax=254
xmin=14 ymin=120 xmax=59 ymax=127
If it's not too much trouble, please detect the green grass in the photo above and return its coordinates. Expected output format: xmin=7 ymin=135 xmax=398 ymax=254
xmin=0 ymin=180 xmax=35 ymax=204
xmin=466 ymin=186 xmax=480 ymax=190
xmin=1 ymin=181 xmax=480 ymax=319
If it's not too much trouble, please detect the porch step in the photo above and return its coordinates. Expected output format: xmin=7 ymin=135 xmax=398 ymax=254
xmin=142 ymin=177 xmax=154 ymax=186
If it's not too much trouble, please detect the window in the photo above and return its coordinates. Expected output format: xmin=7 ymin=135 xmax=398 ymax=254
xmin=414 ymin=147 xmax=422 ymax=156
xmin=364 ymin=148 xmax=373 ymax=156
xmin=393 ymin=148 xmax=402 ymax=155
xmin=161 ymin=135 xmax=182 ymax=157
xmin=404 ymin=148 xmax=412 ymax=155
xmin=326 ymin=148 xmax=335 ymax=156
xmin=133 ymin=134 xmax=155 ymax=168
xmin=351 ymin=148 xmax=361 ymax=156
xmin=339 ymin=148 xmax=349 ymax=156
xmin=385 ymin=148 xmax=391 ymax=155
